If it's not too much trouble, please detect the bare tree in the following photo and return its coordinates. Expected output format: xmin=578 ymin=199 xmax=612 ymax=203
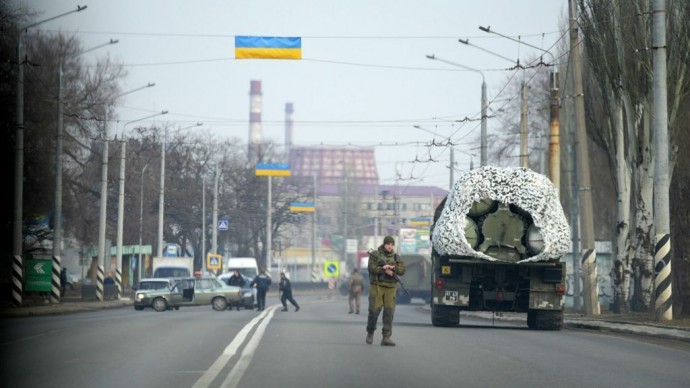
xmin=577 ymin=0 xmax=690 ymax=312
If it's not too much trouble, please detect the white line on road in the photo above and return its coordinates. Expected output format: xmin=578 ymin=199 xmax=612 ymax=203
xmin=191 ymin=305 xmax=278 ymax=388
xmin=220 ymin=305 xmax=277 ymax=388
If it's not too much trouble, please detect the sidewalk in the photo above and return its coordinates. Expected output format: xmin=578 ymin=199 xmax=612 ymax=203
xmin=457 ymin=310 xmax=690 ymax=343
xmin=0 ymin=297 xmax=133 ymax=318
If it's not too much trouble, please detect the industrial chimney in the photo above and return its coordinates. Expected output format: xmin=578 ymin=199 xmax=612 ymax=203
xmin=248 ymin=80 xmax=262 ymax=164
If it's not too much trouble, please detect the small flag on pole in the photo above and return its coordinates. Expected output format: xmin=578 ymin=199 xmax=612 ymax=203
xmin=235 ymin=36 xmax=302 ymax=59
xmin=255 ymin=163 xmax=291 ymax=177
xmin=290 ymin=202 xmax=315 ymax=212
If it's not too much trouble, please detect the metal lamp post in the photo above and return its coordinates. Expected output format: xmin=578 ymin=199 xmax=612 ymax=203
xmin=425 ymin=54 xmax=488 ymax=168
xmin=12 ymin=5 xmax=87 ymax=306
xmin=116 ymin=110 xmax=168 ymax=299
xmin=137 ymin=163 xmax=149 ymax=284
xmin=52 ymin=38 xmax=118 ymax=303
xmin=96 ymin=82 xmax=155 ymax=302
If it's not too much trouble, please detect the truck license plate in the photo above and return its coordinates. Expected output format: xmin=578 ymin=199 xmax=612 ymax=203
xmin=444 ymin=290 xmax=458 ymax=302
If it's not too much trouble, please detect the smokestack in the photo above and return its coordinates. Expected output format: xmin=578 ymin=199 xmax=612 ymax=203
xmin=285 ymin=102 xmax=294 ymax=156
xmin=248 ymin=80 xmax=262 ymax=164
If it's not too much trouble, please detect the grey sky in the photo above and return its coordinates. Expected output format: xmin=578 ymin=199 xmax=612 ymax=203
xmin=28 ymin=0 xmax=567 ymax=189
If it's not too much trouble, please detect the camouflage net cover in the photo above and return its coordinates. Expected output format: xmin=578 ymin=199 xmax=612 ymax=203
xmin=432 ymin=166 xmax=571 ymax=263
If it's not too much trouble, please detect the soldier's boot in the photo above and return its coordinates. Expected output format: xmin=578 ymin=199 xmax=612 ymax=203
xmin=355 ymin=309 xmax=360 ymax=314
xmin=381 ymin=336 xmax=396 ymax=346
xmin=366 ymin=332 xmax=374 ymax=345
xmin=281 ymin=307 xmax=288 ymax=312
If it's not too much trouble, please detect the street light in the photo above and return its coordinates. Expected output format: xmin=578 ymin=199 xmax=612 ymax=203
xmin=115 ymin=110 xmax=168 ymax=298
xmin=138 ymin=163 xmax=149 ymax=284
xmin=12 ymin=5 xmax=87 ymax=307
xmin=52 ymin=38 xmax=118 ymax=304
xmin=96 ymin=82 xmax=155 ymax=301
xmin=425 ymin=54 xmax=488 ymax=168
xmin=475 ymin=27 xmax=560 ymax=188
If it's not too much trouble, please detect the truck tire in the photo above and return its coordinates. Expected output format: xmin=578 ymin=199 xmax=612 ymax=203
xmin=212 ymin=297 xmax=228 ymax=311
xmin=152 ymin=297 xmax=168 ymax=312
xmin=431 ymin=304 xmax=460 ymax=327
xmin=531 ymin=309 xmax=563 ymax=331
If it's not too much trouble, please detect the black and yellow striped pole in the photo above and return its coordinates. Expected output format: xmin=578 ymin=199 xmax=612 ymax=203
xmin=652 ymin=0 xmax=672 ymax=321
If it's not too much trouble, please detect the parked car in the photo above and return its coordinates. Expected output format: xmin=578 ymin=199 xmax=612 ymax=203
xmin=134 ymin=277 xmax=242 ymax=312
xmin=217 ymin=272 xmax=254 ymax=309
xmin=135 ymin=278 xmax=173 ymax=291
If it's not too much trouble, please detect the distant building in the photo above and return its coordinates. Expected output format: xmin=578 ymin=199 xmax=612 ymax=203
xmin=280 ymin=145 xmax=447 ymax=279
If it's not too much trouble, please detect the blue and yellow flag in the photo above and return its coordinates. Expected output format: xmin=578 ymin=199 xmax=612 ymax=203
xmin=255 ymin=163 xmax=292 ymax=177
xmin=235 ymin=36 xmax=302 ymax=60
xmin=290 ymin=202 xmax=315 ymax=213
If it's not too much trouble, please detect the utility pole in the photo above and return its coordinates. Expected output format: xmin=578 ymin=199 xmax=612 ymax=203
xmin=569 ymin=0 xmax=599 ymax=315
xmin=201 ymin=177 xmax=206 ymax=274
xmin=311 ymin=175 xmax=316 ymax=275
xmin=157 ymin=129 xmax=166 ymax=257
xmin=520 ymin=82 xmax=529 ymax=168
xmin=13 ymin=5 xmax=87 ymax=307
xmin=212 ymin=166 xmax=219 ymax=257
xmin=549 ymin=73 xmax=561 ymax=195
xmin=652 ymin=0 xmax=672 ymax=321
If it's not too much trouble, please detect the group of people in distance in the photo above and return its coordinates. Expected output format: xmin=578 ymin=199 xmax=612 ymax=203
xmin=223 ymin=269 xmax=299 ymax=312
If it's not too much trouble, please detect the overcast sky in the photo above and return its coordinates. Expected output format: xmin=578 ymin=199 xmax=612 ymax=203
xmin=27 ymin=0 xmax=568 ymax=190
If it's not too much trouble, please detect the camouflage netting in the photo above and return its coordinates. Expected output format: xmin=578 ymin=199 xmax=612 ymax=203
xmin=432 ymin=166 xmax=571 ymax=263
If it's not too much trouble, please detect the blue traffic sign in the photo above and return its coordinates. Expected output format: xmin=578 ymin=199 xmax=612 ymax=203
xmin=218 ymin=219 xmax=229 ymax=231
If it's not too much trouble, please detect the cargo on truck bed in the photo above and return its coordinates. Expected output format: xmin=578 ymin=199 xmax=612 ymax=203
xmin=430 ymin=166 xmax=570 ymax=330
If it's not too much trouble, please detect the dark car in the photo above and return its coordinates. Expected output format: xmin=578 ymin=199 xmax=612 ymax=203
xmin=134 ymin=277 xmax=242 ymax=312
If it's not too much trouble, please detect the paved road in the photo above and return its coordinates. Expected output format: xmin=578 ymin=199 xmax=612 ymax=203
xmin=2 ymin=293 xmax=690 ymax=388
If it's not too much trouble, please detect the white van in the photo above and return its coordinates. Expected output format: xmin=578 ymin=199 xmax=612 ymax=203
xmin=219 ymin=257 xmax=259 ymax=309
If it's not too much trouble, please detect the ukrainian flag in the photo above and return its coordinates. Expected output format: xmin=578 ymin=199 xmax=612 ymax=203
xmin=255 ymin=163 xmax=292 ymax=177
xmin=290 ymin=202 xmax=315 ymax=213
xmin=235 ymin=36 xmax=302 ymax=60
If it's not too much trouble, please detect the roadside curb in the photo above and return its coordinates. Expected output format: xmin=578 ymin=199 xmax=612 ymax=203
xmin=0 ymin=299 xmax=133 ymax=318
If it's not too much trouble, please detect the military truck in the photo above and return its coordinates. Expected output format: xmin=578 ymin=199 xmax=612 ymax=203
xmin=430 ymin=166 xmax=570 ymax=330
xmin=396 ymin=254 xmax=431 ymax=304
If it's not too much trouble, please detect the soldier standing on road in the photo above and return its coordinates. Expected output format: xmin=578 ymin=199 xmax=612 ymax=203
xmin=251 ymin=270 xmax=272 ymax=311
xmin=279 ymin=272 xmax=300 ymax=312
xmin=348 ymin=268 xmax=364 ymax=314
xmin=366 ymin=236 xmax=405 ymax=346
xmin=226 ymin=269 xmax=246 ymax=311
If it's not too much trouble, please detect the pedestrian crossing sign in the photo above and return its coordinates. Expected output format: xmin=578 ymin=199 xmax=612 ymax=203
xmin=218 ymin=219 xmax=229 ymax=231
xmin=207 ymin=253 xmax=222 ymax=270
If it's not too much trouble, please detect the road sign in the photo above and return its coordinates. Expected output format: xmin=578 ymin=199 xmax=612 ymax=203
xmin=346 ymin=239 xmax=358 ymax=254
xmin=207 ymin=253 xmax=222 ymax=270
xmin=218 ymin=219 xmax=229 ymax=231
xmin=323 ymin=261 xmax=339 ymax=278
xmin=25 ymin=259 xmax=51 ymax=292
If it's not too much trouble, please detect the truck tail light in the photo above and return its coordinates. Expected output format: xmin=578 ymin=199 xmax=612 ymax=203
xmin=436 ymin=279 xmax=444 ymax=290
xmin=555 ymin=284 xmax=566 ymax=296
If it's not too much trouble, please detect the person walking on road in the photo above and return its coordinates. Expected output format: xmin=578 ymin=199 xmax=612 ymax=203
xmin=279 ymin=272 xmax=300 ymax=312
xmin=366 ymin=235 xmax=405 ymax=346
xmin=226 ymin=269 xmax=246 ymax=311
xmin=348 ymin=268 xmax=364 ymax=314
xmin=251 ymin=270 xmax=272 ymax=311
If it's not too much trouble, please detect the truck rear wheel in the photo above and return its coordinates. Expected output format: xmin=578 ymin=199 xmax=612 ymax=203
xmin=528 ymin=309 xmax=563 ymax=330
xmin=431 ymin=304 xmax=460 ymax=327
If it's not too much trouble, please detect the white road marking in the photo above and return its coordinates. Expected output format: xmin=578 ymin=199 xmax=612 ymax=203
xmin=191 ymin=305 xmax=278 ymax=388
xmin=220 ymin=306 xmax=277 ymax=388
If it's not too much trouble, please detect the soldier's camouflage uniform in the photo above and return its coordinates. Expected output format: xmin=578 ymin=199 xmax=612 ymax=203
xmin=366 ymin=245 xmax=405 ymax=340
